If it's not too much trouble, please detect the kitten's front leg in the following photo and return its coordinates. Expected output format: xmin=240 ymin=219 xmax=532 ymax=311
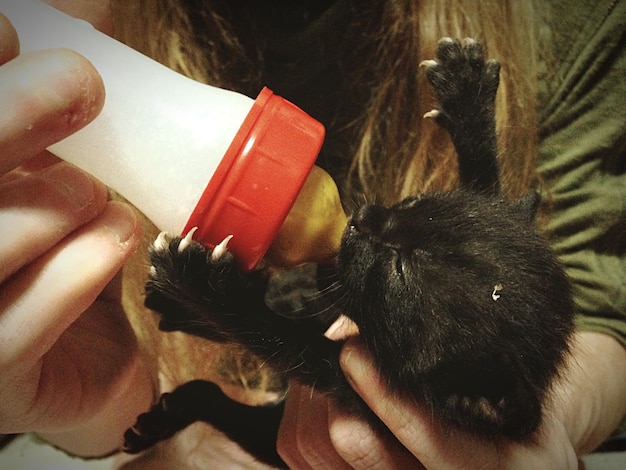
xmin=144 ymin=229 xmax=270 ymax=342
xmin=145 ymin=230 xmax=347 ymax=395
xmin=422 ymin=37 xmax=501 ymax=194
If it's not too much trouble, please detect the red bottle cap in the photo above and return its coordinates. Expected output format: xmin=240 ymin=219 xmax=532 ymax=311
xmin=183 ymin=87 xmax=325 ymax=271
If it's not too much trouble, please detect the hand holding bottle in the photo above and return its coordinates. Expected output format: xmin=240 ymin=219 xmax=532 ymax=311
xmin=0 ymin=11 xmax=152 ymax=457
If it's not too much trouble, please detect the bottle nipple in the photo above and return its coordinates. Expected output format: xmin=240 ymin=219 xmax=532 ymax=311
xmin=267 ymin=166 xmax=348 ymax=267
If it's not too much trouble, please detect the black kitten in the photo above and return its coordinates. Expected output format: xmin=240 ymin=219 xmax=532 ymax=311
xmin=123 ymin=38 xmax=574 ymax=467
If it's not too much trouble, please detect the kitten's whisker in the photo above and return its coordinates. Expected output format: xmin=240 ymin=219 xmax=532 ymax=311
xmin=283 ymin=287 xmax=348 ymax=321
xmin=314 ymin=279 xmax=342 ymax=296
xmin=301 ymin=280 xmax=343 ymax=305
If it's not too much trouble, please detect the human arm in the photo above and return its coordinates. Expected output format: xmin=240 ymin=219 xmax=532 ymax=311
xmin=0 ymin=9 xmax=153 ymax=457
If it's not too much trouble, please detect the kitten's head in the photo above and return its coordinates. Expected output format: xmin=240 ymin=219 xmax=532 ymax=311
xmin=335 ymin=191 xmax=570 ymax=375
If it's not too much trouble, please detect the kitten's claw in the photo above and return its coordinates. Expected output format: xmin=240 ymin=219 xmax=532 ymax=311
xmin=154 ymin=231 xmax=171 ymax=252
xmin=211 ymin=235 xmax=234 ymax=261
xmin=419 ymin=59 xmax=438 ymax=68
xmin=178 ymin=227 xmax=199 ymax=253
xmin=423 ymin=109 xmax=440 ymax=119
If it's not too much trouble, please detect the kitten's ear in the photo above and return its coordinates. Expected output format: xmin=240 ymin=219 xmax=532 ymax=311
xmin=513 ymin=191 xmax=541 ymax=224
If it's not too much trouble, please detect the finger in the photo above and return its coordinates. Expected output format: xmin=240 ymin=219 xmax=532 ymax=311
xmin=0 ymin=201 xmax=141 ymax=372
xmin=277 ymin=385 xmax=315 ymax=470
xmin=0 ymin=48 xmax=105 ymax=174
xmin=279 ymin=386 xmax=350 ymax=469
xmin=44 ymin=0 xmax=113 ymax=35
xmin=293 ymin=388 xmax=352 ymax=469
xmin=341 ymin=340 xmax=577 ymax=469
xmin=0 ymin=161 xmax=108 ymax=283
xmin=0 ymin=148 xmax=62 ymax=185
xmin=341 ymin=339 xmax=492 ymax=469
xmin=341 ymin=339 xmax=445 ymax=466
xmin=328 ymin=402 xmax=423 ymax=470
xmin=0 ymin=151 xmax=61 ymax=183
xmin=0 ymin=13 xmax=19 ymax=64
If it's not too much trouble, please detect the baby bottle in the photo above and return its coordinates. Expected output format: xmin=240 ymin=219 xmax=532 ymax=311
xmin=2 ymin=0 xmax=347 ymax=270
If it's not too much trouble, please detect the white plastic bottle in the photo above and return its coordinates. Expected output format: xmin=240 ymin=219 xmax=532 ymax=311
xmin=1 ymin=0 xmax=327 ymax=270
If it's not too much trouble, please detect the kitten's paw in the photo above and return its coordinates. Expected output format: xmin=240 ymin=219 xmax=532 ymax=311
xmin=145 ymin=230 xmax=246 ymax=339
xmin=147 ymin=229 xmax=237 ymax=288
xmin=150 ymin=228 xmax=228 ymax=260
xmin=149 ymin=229 xmax=200 ymax=277
xmin=421 ymin=37 xmax=500 ymax=132
xmin=144 ymin=229 xmax=269 ymax=341
xmin=125 ymin=380 xmax=286 ymax=467
xmin=123 ymin=382 xmax=217 ymax=454
xmin=122 ymin=392 xmax=183 ymax=454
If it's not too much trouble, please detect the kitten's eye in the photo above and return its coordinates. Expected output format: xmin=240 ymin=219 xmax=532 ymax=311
xmin=394 ymin=252 xmax=406 ymax=280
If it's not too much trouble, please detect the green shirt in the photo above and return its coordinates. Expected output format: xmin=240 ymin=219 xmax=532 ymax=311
xmin=538 ymin=0 xmax=626 ymax=346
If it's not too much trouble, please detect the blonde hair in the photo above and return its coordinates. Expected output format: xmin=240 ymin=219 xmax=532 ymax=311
xmin=111 ymin=0 xmax=547 ymax=387
xmin=112 ymin=0 xmax=546 ymax=203
xmin=350 ymin=1 xmax=545 ymax=202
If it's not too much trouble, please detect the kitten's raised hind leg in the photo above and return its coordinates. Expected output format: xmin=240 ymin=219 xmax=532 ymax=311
xmin=422 ymin=37 xmax=501 ymax=195
xmin=123 ymin=380 xmax=286 ymax=468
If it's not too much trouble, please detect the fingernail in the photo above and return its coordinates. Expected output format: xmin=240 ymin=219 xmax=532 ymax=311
xmin=42 ymin=162 xmax=101 ymax=209
xmin=100 ymin=202 xmax=139 ymax=244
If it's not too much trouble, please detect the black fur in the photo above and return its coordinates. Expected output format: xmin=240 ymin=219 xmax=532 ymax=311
xmin=124 ymin=380 xmax=286 ymax=468
xmin=123 ymin=38 xmax=574 ymax=467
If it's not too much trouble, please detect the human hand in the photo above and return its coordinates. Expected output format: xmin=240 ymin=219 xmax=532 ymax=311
xmin=277 ymin=336 xmax=580 ymax=469
xmin=0 ymin=12 xmax=152 ymax=457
